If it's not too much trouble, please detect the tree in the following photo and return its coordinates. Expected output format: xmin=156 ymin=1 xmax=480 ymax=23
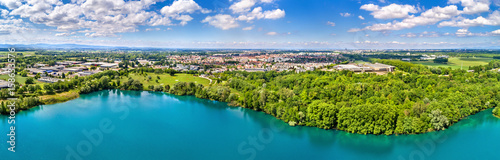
xmin=44 ymin=84 xmax=54 ymax=94
xmin=166 ymin=69 xmax=177 ymax=76
xmin=429 ymin=109 xmax=449 ymax=131
xmin=28 ymin=85 xmax=36 ymax=93
xmin=34 ymin=73 xmax=41 ymax=79
xmin=164 ymin=85 xmax=170 ymax=92
xmin=433 ymin=58 xmax=448 ymax=64
xmin=494 ymin=107 xmax=500 ymax=117
xmin=25 ymin=77 xmax=35 ymax=84
xmin=19 ymin=71 xmax=28 ymax=77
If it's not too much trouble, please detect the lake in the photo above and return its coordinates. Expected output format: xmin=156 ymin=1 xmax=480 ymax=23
xmin=1 ymin=90 xmax=499 ymax=160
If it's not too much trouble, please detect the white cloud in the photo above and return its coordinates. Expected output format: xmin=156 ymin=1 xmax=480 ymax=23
xmin=55 ymin=32 xmax=77 ymax=36
xmin=400 ymin=32 xmax=417 ymax=38
xmin=448 ymin=0 xmax=490 ymax=14
xmin=455 ymin=28 xmax=471 ymax=36
xmin=360 ymin=3 xmax=418 ymax=19
xmin=266 ymin=31 xmax=278 ymax=35
xmin=229 ymin=0 xmax=257 ymax=13
xmin=263 ymin=9 xmax=285 ymax=19
xmin=202 ymin=14 xmax=240 ymax=30
xmin=0 ymin=0 xmax=23 ymax=10
xmin=493 ymin=29 xmax=500 ymax=34
xmin=242 ymin=26 xmax=254 ymax=30
xmin=439 ymin=10 xmax=500 ymax=27
xmin=454 ymin=28 xmax=498 ymax=36
xmin=160 ymin=0 xmax=209 ymax=16
xmin=159 ymin=0 xmax=210 ymax=26
xmin=236 ymin=7 xmax=284 ymax=22
xmin=355 ymin=5 xmax=461 ymax=31
xmin=0 ymin=18 xmax=30 ymax=35
xmin=340 ymin=12 xmax=351 ymax=17
xmin=358 ymin=15 xmax=365 ymax=20
xmin=149 ymin=13 xmax=173 ymax=26
xmin=327 ymin=21 xmax=335 ymax=26
xmin=145 ymin=28 xmax=161 ymax=31
xmin=0 ymin=9 xmax=9 ymax=18
xmin=347 ymin=28 xmax=362 ymax=32
xmin=175 ymin=15 xmax=194 ymax=26
xmin=400 ymin=31 xmax=441 ymax=37
xmin=3 ymin=0 xmax=212 ymax=37
xmin=220 ymin=0 xmax=284 ymax=30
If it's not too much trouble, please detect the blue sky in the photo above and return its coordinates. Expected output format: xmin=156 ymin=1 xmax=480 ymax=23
xmin=0 ymin=0 xmax=499 ymax=49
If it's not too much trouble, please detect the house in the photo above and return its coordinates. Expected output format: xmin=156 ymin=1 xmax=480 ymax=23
xmin=34 ymin=63 xmax=48 ymax=67
xmin=0 ymin=80 xmax=10 ymax=89
xmin=50 ymin=72 xmax=64 ymax=76
xmin=38 ymin=77 xmax=64 ymax=83
xmin=365 ymin=63 xmax=395 ymax=72
xmin=138 ymin=60 xmax=151 ymax=66
xmin=0 ymin=68 xmax=12 ymax=75
xmin=100 ymin=63 xmax=118 ymax=68
xmin=53 ymin=65 xmax=65 ymax=70
xmin=63 ymin=67 xmax=83 ymax=73
xmin=334 ymin=64 xmax=372 ymax=72
xmin=26 ymin=68 xmax=45 ymax=74
xmin=189 ymin=65 xmax=200 ymax=71
xmin=39 ymin=67 xmax=62 ymax=72
xmin=77 ymin=71 xmax=96 ymax=77
xmin=295 ymin=68 xmax=306 ymax=73
xmin=245 ymin=68 xmax=267 ymax=72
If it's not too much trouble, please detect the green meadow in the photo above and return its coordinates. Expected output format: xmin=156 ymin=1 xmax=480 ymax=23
xmin=412 ymin=57 xmax=494 ymax=70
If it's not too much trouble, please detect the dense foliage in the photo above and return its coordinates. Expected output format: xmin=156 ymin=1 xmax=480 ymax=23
xmin=211 ymin=60 xmax=500 ymax=135
xmin=494 ymin=107 xmax=500 ymax=117
xmin=433 ymin=58 xmax=448 ymax=64
xmin=469 ymin=60 xmax=500 ymax=72
xmin=0 ymin=97 xmax=41 ymax=115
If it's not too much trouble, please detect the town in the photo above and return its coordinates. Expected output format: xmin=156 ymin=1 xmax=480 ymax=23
xmin=0 ymin=50 xmax=405 ymax=87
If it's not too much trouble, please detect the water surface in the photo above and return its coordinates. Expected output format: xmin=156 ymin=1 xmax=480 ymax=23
xmin=1 ymin=90 xmax=499 ymax=160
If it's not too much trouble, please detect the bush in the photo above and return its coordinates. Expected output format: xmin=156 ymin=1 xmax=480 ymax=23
xmin=494 ymin=107 xmax=500 ymax=117
xmin=25 ymin=77 xmax=35 ymax=84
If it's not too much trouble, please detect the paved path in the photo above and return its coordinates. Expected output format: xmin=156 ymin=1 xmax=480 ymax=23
xmin=199 ymin=76 xmax=212 ymax=84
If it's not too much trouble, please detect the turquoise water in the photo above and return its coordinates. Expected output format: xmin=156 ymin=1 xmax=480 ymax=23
xmin=1 ymin=90 xmax=499 ymax=160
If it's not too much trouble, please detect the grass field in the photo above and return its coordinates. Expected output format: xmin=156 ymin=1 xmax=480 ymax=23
xmin=0 ymin=75 xmax=43 ymax=85
xmin=0 ymin=51 xmax=36 ymax=57
xmin=39 ymin=90 xmax=80 ymax=105
xmin=412 ymin=57 xmax=494 ymax=69
xmin=118 ymin=73 xmax=211 ymax=89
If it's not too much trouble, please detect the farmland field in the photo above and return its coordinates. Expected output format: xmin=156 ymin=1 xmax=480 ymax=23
xmin=0 ymin=51 xmax=36 ymax=57
xmin=0 ymin=74 xmax=43 ymax=85
xmin=412 ymin=57 xmax=494 ymax=69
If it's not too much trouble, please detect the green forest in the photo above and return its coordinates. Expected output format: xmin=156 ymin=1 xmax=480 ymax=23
xmin=162 ymin=60 xmax=500 ymax=135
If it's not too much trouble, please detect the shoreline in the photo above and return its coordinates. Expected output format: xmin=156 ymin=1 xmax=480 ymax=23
xmin=3 ymin=89 xmax=497 ymax=136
